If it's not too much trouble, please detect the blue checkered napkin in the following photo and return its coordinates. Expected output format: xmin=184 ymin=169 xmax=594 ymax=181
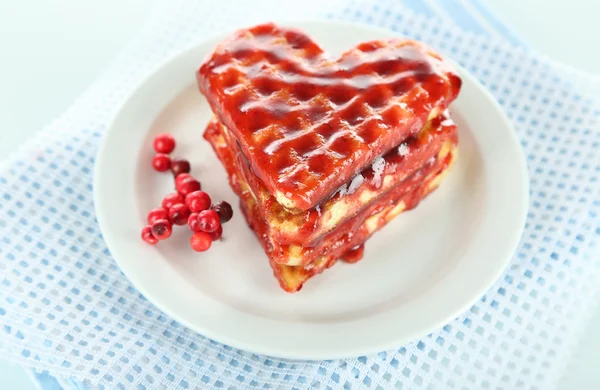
xmin=1 ymin=0 xmax=599 ymax=389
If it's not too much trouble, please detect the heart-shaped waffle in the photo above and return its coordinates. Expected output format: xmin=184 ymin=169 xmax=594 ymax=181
xmin=198 ymin=23 xmax=461 ymax=211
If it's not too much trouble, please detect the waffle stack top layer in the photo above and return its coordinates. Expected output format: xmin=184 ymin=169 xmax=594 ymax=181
xmin=197 ymin=23 xmax=461 ymax=211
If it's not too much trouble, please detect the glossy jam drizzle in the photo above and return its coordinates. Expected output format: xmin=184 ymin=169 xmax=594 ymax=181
xmin=198 ymin=23 xmax=461 ymax=211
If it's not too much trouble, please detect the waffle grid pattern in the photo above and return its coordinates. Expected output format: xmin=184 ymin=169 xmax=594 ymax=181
xmin=199 ymin=23 xmax=460 ymax=211
xmin=0 ymin=0 xmax=599 ymax=389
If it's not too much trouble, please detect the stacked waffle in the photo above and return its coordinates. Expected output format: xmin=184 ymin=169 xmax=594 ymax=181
xmin=198 ymin=23 xmax=462 ymax=292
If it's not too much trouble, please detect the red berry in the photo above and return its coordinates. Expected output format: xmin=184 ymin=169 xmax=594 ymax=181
xmin=177 ymin=177 xmax=201 ymax=197
xmin=152 ymin=154 xmax=171 ymax=172
xmin=185 ymin=190 xmax=211 ymax=213
xmin=175 ymin=173 xmax=192 ymax=187
xmin=197 ymin=209 xmax=221 ymax=233
xmin=211 ymin=201 xmax=233 ymax=223
xmin=151 ymin=219 xmax=172 ymax=240
xmin=171 ymin=158 xmax=191 ymax=177
xmin=168 ymin=203 xmax=190 ymax=226
xmin=162 ymin=193 xmax=184 ymax=210
xmin=190 ymin=231 xmax=212 ymax=252
xmin=208 ymin=225 xmax=223 ymax=241
xmin=153 ymin=133 xmax=175 ymax=154
xmin=147 ymin=207 xmax=168 ymax=225
xmin=141 ymin=226 xmax=158 ymax=245
xmin=188 ymin=212 xmax=201 ymax=232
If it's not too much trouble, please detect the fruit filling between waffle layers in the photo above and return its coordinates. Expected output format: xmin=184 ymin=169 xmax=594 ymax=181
xmin=204 ymin=121 xmax=457 ymax=291
xmin=258 ymin=162 xmax=453 ymax=293
xmin=211 ymin=110 xmax=457 ymax=247
xmin=204 ymin=118 xmax=457 ymax=266
xmin=197 ymin=23 xmax=462 ymax=212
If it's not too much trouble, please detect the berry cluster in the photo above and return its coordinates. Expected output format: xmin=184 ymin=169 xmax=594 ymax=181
xmin=142 ymin=133 xmax=233 ymax=252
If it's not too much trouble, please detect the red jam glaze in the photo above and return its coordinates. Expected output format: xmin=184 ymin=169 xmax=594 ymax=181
xmin=341 ymin=245 xmax=365 ymax=264
xmin=207 ymin=111 xmax=457 ymax=246
xmin=198 ymin=23 xmax=461 ymax=211
xmin=205 ymin=119 xmax=456 ymax=267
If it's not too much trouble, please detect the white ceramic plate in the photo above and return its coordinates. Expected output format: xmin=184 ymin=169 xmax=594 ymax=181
xmin=94 ymin=20 xmax=528 ymax=360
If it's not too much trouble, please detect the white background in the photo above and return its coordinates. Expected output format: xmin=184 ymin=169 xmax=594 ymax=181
xmin=0 ymin=0 xmax=598 ymax=388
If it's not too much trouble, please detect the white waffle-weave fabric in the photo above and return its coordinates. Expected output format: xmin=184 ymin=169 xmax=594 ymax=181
xmin=1 ymin=0 xmax=600 ymax=389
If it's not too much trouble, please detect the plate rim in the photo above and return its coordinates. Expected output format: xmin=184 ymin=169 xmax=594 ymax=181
xmin=94 ymin=19 xmax=529 ymax=360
